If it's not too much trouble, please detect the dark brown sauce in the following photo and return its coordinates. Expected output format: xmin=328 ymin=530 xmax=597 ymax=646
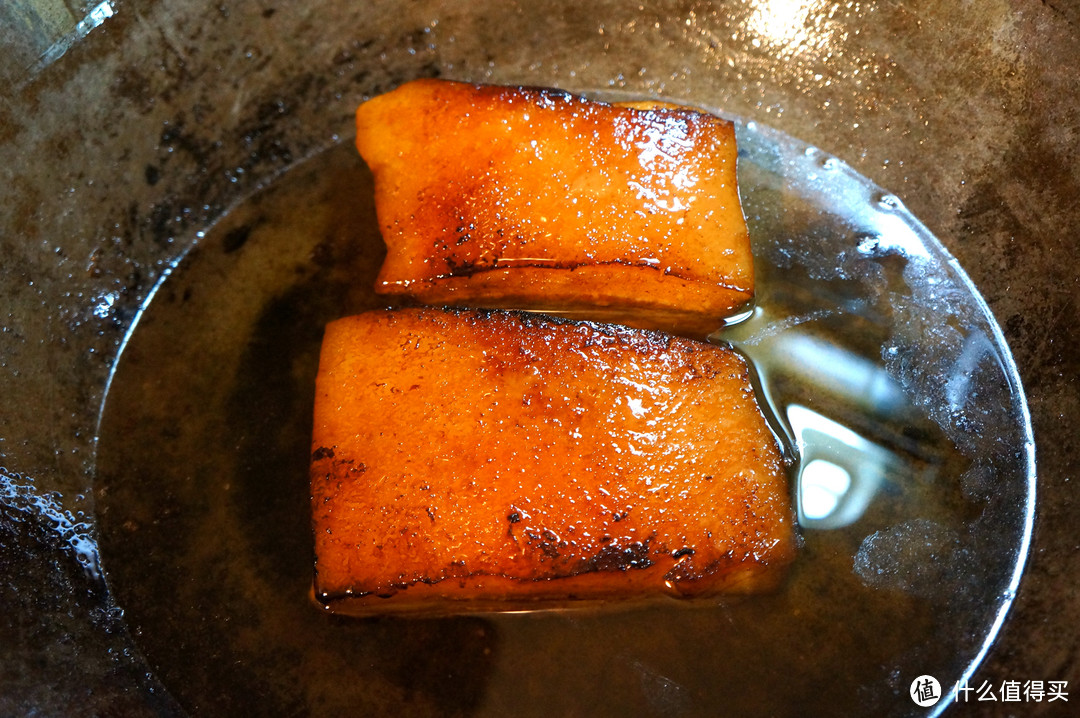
xmin=95 ymin=133 xmax=1024 ymax=716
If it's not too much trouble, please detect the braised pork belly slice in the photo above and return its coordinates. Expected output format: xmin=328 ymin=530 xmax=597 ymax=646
xmin=310 ymin=308 xmax=794 ymax=615
xmin=354 ymin=79 xmax=753 ymax=338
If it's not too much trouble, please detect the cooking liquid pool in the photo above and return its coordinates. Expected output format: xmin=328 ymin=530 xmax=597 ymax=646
xmin=95 ymin=114 xmax=1033 ymax=717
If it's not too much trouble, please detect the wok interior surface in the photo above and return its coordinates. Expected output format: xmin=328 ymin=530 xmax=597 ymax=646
xmin=90 ymin=114 xmax=1029 ymax=716
xmin=2 ymin=1 xmax=1077 ymax=716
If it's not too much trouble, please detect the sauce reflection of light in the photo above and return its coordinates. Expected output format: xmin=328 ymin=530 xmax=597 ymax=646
xmin=746 ymin=0 xmax=834 ymax=51
xmin=25 ymin=1 xmax=115 ymax=82
xmin=788 ymin=404 xmax=892 ymax=529
xmin=800 ymin=459 xmax=851 ymax=520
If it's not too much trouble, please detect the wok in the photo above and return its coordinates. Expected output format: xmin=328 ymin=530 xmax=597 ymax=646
xmin=1 ymin=1 xmax=1077 ymax=715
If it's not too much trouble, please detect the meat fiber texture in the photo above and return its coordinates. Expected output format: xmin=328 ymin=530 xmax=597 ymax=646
xmin=310 ymin=308 xmax=794 ymax=615
xmin=355 ymin=79 xmax=754 ymax=339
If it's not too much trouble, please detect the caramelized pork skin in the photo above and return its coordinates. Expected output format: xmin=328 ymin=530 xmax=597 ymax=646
xmin=355 ymin=79 xmax=754 ymax=338
xmin=310 ymin=308 xmax=794 ymax=615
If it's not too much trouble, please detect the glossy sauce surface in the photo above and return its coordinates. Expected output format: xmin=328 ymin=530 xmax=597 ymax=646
xmin=94 ymin=112 xmax=1031 ymax=717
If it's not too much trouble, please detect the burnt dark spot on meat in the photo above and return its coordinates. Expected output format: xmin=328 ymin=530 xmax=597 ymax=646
xmin=539 ymin=542 xmax=560 ymax=559
xmin=523 ymin=528 xmax=564 ymax=559
xmin=591 ymin=541 xmax=652 ymax=572
xmin=311 ymin=446 xmax=335 ymax=461
xmin=507 ymin=511 xmax=521 ymax=523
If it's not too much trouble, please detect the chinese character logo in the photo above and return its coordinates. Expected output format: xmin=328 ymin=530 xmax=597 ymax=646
xmin=953 ymin=677 xmax=1069 ymax=703
xmin=911 ymin=675 xmax=942 ymax=707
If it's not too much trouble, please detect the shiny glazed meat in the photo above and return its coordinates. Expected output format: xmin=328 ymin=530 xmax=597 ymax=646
xmin=354 ymin=79 xmax=754 ymax=338
xmin=310 ymin=308 xmax=794 ymax=615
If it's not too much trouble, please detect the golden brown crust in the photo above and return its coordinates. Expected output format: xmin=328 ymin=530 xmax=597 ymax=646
xmin=310 ymin=308 xmax=794 ymax=615
xmin=354 ymin=79 xmax=754 ymax=338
